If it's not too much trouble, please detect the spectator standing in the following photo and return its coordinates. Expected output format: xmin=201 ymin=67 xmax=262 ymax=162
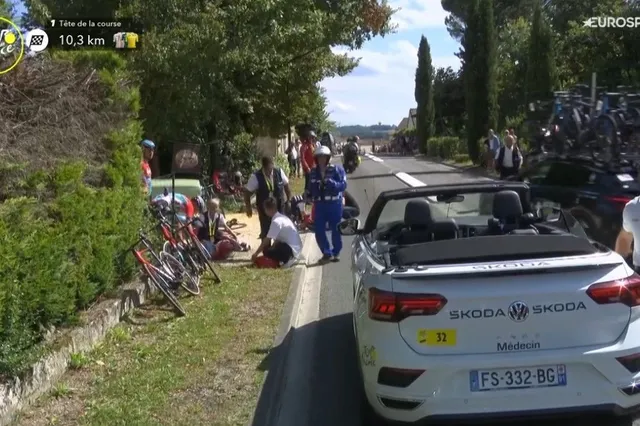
xmin=494 ymin=134 xmax=523 ymax=179
xmin=486 ymin=129 xmax=500 ymax=170
xmin=300 ymin=132 xmax=316 ymax=195
xmin=287 ymin=141 xmax=299 ymax=177
xmin=140 ymin=139 xmax=155 ymax=195
xmin=244 ymin=156 xmax=292 ymax=239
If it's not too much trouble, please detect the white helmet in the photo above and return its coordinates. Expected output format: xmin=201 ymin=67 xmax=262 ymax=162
xmin=314 ymin=145 xmax=331 ymax=157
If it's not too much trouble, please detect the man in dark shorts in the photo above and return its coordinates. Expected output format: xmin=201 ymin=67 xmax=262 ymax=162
xmin=251 ymin=197 xmax=302 ymax=267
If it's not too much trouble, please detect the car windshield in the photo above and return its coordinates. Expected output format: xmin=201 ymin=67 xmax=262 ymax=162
xmin=376 ymin=191 xmax=496 ymax=229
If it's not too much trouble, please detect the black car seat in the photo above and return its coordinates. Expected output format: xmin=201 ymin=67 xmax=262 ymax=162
xmin=489 ymin=190 xmax=524 ymax=234
xmin=430 ymin=218 xmax=459 ymax=241
xmin=397 ymin=199 xmax=434 ymax=244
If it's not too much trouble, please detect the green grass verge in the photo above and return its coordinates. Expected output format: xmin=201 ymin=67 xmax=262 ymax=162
xmin=15 ymin=266 xmax=293 ymax=426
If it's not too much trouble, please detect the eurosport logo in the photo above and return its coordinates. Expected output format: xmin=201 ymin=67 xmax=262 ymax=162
xmin=0 ymin=17 xmax=24 ymax=74
xmin=584 ymin=17 xmax=640 ymax=28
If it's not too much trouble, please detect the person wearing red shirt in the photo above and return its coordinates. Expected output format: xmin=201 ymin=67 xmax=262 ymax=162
xmin=300 ymin=131 xmax=317 ymax=196
xmin=140 ymin=139 xmax=155 ymax=195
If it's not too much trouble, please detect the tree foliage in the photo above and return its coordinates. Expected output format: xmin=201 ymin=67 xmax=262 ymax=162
xmin=430 ymin=0 xmax=640 ymax=156
xmin=525 ymin=1 xmax=555 ymax=102
xmin=23 ymin=0 xmax=394 ymax=171
xmin=414 ymin=35 xmax=435 ymax=154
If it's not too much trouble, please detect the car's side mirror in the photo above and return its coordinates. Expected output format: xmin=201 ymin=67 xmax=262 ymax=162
xmin=338 ymin=218 xmax=361 ymax=235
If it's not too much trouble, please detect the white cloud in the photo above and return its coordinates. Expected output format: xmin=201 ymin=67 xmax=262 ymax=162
xmin=323 ymin=40 xmax=460 ymax=125
xmin=334 ymin=101 xmax=355 ymax=111
xmin=389 ymin=0 xmax=450 ymax=30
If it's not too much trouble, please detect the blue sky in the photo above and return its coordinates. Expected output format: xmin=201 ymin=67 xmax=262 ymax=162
xmin=9 ymin=0 xmax=459 ymax=127
xmin=321 ymin=0 xmax=461 ymax=126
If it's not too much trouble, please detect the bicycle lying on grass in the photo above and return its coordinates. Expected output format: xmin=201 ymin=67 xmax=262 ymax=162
xmin=129 ymin=211 xmax=223 ymax=316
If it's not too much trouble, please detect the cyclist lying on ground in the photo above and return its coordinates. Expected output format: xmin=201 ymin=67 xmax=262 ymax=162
xmin=204 ymin=198 xmax=250 ymax=259
xmin=151 ymin=190 xmax=195 ymax=223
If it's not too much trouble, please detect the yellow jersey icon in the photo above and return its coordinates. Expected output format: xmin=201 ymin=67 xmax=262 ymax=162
xmin=125 ymin=32 xmax=138 ymax=49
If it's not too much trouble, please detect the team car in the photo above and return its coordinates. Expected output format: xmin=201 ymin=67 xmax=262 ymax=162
xmin=339 ymin=181 xmax=640 ymax=424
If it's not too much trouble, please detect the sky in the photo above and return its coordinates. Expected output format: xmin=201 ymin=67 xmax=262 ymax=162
xmin=9 ymin=0 xmax=460 ymax=127
xmin=321 ymin=0 xmax=461 ymax=126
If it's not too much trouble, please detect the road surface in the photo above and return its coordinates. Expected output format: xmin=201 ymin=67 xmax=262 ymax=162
xmin=302 ymin=155 xmax=638 ymax=426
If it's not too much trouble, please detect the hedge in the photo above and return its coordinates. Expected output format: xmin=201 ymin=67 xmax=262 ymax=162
xmin=0 ymin=52 xmax=145 ymax=376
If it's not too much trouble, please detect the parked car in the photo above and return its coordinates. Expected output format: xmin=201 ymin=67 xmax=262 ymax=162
xmin=505 ymin=154 xmax=640 ymax=247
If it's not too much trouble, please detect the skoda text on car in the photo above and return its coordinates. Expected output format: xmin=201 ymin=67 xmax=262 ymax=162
xmin=339 ymin=181 xmax=640 ymax=423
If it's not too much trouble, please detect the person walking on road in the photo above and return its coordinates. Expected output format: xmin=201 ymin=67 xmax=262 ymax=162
xmin=494 ymin=134 xmax=522 ymax=179
xmin=244 ymin=156 xmax=292 ymax=239
xmin=308 ymin=145 xmax=347 ymax=262
xmin=140 ymin=139 xmax=155 ymax=195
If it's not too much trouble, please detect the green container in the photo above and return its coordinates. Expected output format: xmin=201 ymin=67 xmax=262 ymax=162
xmin=150 ymin=178 xmax=202 ymax=198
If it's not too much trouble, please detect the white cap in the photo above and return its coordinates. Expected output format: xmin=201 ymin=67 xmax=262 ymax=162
xmin=314 ymin=145 xmax=331 ymax=156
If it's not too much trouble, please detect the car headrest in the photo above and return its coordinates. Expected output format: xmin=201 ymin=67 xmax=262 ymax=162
xmin=404 ymin=199 xmax=433 ymax=227
xmin=430 ymin=219 xmax=458 ymax=233
xmin=492 ymin=190 xmax=523 ymax=219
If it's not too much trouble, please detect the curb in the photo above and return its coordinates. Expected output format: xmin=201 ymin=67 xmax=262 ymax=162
xmin=0 ymin=279 xmax=154 ymax=426
xmin=250 ymin=233 xmax=314 ymax=426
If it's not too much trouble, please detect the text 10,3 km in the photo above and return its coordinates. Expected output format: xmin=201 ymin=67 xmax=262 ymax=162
xmin=57 ymin=34 xmax=105 ymax=48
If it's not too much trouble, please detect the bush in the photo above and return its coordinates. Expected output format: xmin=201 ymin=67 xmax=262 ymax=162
xmin=0 ymin=53 xmax=145 ymax=376
xmin=426 ymin=137 xmax=466 ymax=159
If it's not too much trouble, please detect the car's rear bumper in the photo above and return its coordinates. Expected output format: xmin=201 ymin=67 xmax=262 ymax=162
xmin=357 ymin=320 xmax=640 ymax=423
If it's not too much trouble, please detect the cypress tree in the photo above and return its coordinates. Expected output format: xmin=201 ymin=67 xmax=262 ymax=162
xmin=463 ymin=0 xmax=497 ymax=162
xmin=462 ymin=0 xmax=481 ymax=161
xmin=526 ymin=1 xmax=555 ymax=102
xmin=415 ymin=35 xmax=435 ymax=154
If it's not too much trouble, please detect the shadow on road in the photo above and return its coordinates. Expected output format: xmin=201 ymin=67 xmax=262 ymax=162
xmin=251 ymin=313 xmax=637 ymax=426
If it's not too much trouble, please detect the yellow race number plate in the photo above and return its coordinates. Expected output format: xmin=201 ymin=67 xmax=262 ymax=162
xmin=417 ymin=329 xmax=457 ymax=346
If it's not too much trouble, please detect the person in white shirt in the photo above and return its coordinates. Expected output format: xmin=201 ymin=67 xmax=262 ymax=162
xmin=252 ymin=196 xmax=302 ymax=267
xmin=616 ymin=196 xmax=640 ymax=271
xmin=287 ymin=141 xmax=299 ymax=177
xmin=494 ymin=134 xmax=523 ymax=179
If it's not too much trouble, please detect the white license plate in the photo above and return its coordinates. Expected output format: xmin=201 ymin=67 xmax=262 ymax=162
xmin=470 ymin=365 xmax=566 ymax=392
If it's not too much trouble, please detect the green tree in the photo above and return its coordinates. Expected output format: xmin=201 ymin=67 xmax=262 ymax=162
xmin=496 ymin=17 xmax=530 ymax=127
xmin=525 ymin=2 xmax=555 ymax=102
xmin=432 ymin=67 xmax=465 ymax=136
xmin=462 ymin=0 xmax=497 ymax=161
xmin=415 ymin=35 xmax=435 ymax=154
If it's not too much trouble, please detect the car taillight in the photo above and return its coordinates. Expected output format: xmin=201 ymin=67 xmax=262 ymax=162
xmin=606 ymin=195 xmax=633 ymax=210
xmin=616 ymin=353 xmax=640 ymax=373
xmin=368 ymin=288 xmax=447 ymax=322
xmin=586 ymin=274 xmax=640 ymax=307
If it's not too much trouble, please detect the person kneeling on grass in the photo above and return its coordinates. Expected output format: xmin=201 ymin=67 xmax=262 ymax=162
xmin=252 ymin=197 xmax=302 ymax=268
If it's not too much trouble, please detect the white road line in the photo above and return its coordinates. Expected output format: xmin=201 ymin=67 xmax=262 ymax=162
xmin=395 ymin=172 xmax=426 ymax=187
xmin=277 ymin=234 xmax=322 ymax=426
xmin=365 ymin=153 xmax=383 ymax=163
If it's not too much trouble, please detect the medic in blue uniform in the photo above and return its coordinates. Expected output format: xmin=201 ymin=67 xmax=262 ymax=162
xmin=308 ymin=145 xmax=347 ymax=262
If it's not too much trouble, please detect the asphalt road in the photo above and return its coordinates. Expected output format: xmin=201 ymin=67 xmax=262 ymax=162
xmin=306 ymin=155 xmax=639 ymax=426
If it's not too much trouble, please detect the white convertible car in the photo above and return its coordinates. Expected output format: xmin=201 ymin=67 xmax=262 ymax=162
xmin=339 ymin=181 xmax=640 ymax=424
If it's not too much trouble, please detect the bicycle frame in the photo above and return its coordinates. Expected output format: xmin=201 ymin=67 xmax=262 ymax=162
xmin=131 ymin=233 xmax=175 ymax=283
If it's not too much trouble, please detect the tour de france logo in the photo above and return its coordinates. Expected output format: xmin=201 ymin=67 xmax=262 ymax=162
xmin=0 ymin=17 xmax=24 ymax=74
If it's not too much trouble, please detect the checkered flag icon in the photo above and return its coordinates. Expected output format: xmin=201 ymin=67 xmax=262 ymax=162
xmin=30 ymin=35 xmax=44 ymax=45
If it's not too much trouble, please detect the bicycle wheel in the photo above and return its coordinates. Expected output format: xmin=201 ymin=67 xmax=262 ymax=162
xmin=190 ymin=237 xmax=222 ymax=283
xmin=142 ymin=263 xmax=186 ymax=316
xmin=160 ymin=251 xmax=201 ymax=295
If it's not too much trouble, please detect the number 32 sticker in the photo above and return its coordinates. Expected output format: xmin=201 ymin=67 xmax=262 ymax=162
xmin=417 ymin=329 xmax=457 ymax=346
